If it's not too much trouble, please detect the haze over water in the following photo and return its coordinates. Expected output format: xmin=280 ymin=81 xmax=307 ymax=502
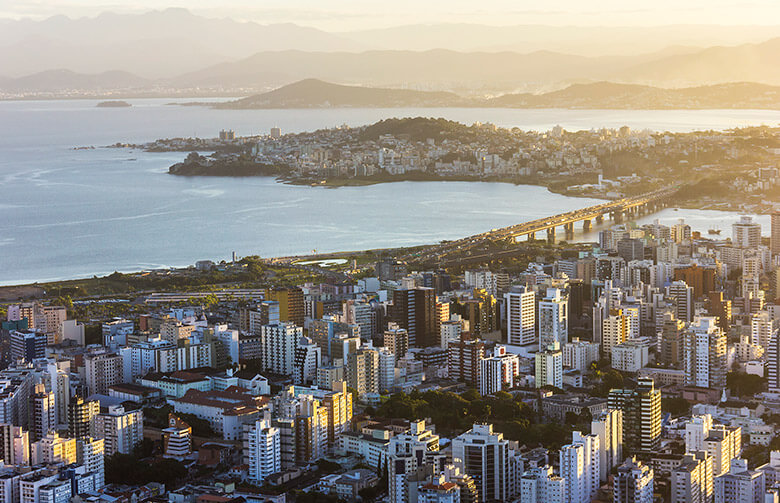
xmin=1 ymin=99 xmax=778 ymax=286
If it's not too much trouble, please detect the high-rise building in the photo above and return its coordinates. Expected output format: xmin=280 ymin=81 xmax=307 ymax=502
xmin=40 ymin=307 xmax=67 ymax=345
xmin=31 ymin=432 xmax=77 ymax=465
xmin=602 ymin=310 xmax=629 ymax=358
xmin=265 ymin=288 xmax=305 ymax=327
xmin=667 ymin=281 xmax=694 ymax=323
xmin=162 ymin=414 xmax=191 ymax=459
xmin=684 ymin=415 xmax=742 ymax=476
xmin=77 ymin=437 xmax=105 ymax=490
xmin=343 ymin=299 xmax=377 ymax=341
xmin=68 ymin=397 xmax=99 ymax=439
xmin=84 ymin=352 xmax=124 ymax=396
xmin=614 ymin=457 xmax=654 ymax=503
xmin=684 ymin=317 xmax=727 ymax=389
xmin=451 ymin=423 xmax=508 ymax=503
xmin=708 ymin=292 xmax=732 ymax=332
xmin=9 ymin=330 xmax=46 ymax=363
xmin=535 ymin=342 xmax=563 ymax=389
xmin=388 ymin=420 xmax=441 ymax=503
xmin=750 ymin=311 xmax=774 ymax=351
xmin=392 ymin=288 xmax=437 ymax=347
xmin=309 ymin=317 xmax=360 ymax=361
xmin=714 ymin=458 xmax=764 ymax=503
xmin=617 ymin=238 xmax=644 ymax=263
xmin=293 ymin=336 xmax=320 ymax=385
xmin=440 ymin=315 xmax=468 ymax=349
xmin=520 ymin=466 xmax=567 ymax=503
xmin=732 ymin=216 xmax=761 ymax=249
xmin=346 ymin=348 xmax=379 ymax=396
xmin=93 ymin=405 xmax=143 ymax=456
xmin=659 ymin=314 xmax=685 ymax=367
xmin=769 ymin=329 xmax=780 ymax=393
xmin=671 ymin=451 xmax=714 ymax=503
xmin=608 ymin=378 xmax=661 ymax=454
xmin=447 ymin=339 xmax=486 ymax=386
xmin=478 ymin=346 xmax=519 ymax=395
xmin=245 ymin=417 xmax=281 ymax=484
xmin=560 ymin=431 xmax=599 ymax=503
xmin=382 ymin=327 xmax=409 ymax=360
xmin=260 ymin=322 xmax=303 ymax=375
xmin=563 ymin=338 xmax=600 ymax=372
xmin=505 ymin=286 xmax=536 ymax=346
xmin=539 ymin=288 xmax=568 ymax=347
xmin=772 ymin=212 xmax=780 ymax=256
xmin=0 ymin=423 xmax=30 ymax=465
xmin=591 ymin=409 xmax=623 ymax=482
xmin=28 ymin=384 xmax=55 ymax=442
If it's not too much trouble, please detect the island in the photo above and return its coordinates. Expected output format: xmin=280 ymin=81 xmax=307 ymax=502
xmin=96 ymin=100 xmax=131 ymax=108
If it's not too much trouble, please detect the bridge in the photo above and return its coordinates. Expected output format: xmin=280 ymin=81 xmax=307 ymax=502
xmin=403 ymin=185 xmax=681 ymax=261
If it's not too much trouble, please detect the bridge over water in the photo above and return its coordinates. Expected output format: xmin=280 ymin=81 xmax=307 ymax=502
xmin=404 ymin=185 xmax=681 ymax=261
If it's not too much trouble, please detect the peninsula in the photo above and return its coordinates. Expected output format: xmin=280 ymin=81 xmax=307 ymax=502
xmin=127 ymin=117 xmax=778 ymax=213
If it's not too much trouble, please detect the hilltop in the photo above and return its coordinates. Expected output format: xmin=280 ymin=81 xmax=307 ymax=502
xmin=216 ymin=78 xmax=465 ymax=108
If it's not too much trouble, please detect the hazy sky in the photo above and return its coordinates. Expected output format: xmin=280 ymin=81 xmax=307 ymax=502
xmin=3 ymin=0 xmax=780 ymax=30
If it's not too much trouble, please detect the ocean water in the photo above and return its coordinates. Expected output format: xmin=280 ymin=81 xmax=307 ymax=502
xmin=0 ymin=99 xmax=778 ymax=285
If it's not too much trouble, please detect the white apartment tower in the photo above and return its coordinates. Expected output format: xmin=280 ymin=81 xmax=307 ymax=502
xmin=505 ymin=287 xmax=536 ymax=346
xmin=245 ymin=417 xmax=281 ymax=484
xmin=539 ymin=288 xmax=568 ymax=347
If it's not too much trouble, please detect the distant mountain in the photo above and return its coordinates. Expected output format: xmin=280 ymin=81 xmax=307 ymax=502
xmin=173 ymin=49 xmax=629 ymax=93
xmin=218 ymin=79 xmax=465 ymax=108
xmin=0 ymin=9 xmax=363 ymax=78
xmin=339 ymin=23 xmax=780 ymax=56
xmin=171 ymin=38 xmax=780 ymax=93
xmin=219 ymin=79 xmax=780 ymax=110
xmin=0 ymin=69 xmax=151 ymax=93
xmin=616 ymin=38 xmax=780 ymax=86
xmin=489 ymin=82 xmax=780 ymax=109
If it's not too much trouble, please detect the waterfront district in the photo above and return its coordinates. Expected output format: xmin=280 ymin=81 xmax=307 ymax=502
xmin=6 ymin=208 xmax=780 ymax=503
xmin=118 ymin=117 xmax=780 ymax=213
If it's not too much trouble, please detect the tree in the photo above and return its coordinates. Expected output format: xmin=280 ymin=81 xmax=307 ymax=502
xmin=662 ymin=397 xmax=692 ymax=417
xmin=727 ymin=372 xmax=766 ymax=397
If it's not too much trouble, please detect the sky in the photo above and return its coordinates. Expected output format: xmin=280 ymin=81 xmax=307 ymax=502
xmin=3 ymin=0 xmax=780 ymax=30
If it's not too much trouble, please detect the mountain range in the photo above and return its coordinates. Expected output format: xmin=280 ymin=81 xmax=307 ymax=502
xmin=217 ymin=79 xmax=780 ymax=110
xmin=2 ymin=9 xmax=780 ymax=96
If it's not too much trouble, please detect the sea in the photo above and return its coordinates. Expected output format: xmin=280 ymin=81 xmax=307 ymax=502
xmin=1 ymin=98 xmax=779 ymax=286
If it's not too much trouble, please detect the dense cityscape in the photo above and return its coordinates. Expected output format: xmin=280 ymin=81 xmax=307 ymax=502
xmin=3 ymin=210 xmax=780 ymax=503
xmin=6 ymin=2 xmax=780 ymax=503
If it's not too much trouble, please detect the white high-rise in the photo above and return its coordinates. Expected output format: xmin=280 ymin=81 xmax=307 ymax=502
xmin=505 ymin=287 xmax=536 ymax=346
xmin=93 ymin=405 xmax=143 ymax=456
xmin=732 ymin=216 xmax=762 ymax=249
xmin=539 ymin=288 xmax=568 ymax=347
xmin=535 ymin=342 xmax=563 ymax=389
xmin=602 ymin=311 xmax=628 ymax=357
xmin=614 ymin=457 xmax=654 ymax=503
xmin=292 ymin=336 xmax=320 ymax=385
xmin=520 ymin=466 xmax=567 ymax=503
xmin=714 ymin=458 xmax=764 ymax=503
xmin=684 ymin=317 xmax=727 ymax=389
xmin=591 ymin=409 xmax=623 ymax=482
xmin=559 ymin=431 xmax=599 ymax=503
xmin=260 ymin=322 xmax=303 ymax=375
xmin=769 ymin=330 xmax=780 ymax=392
xmin=245 ymin=417 xmax=281 ymax=484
